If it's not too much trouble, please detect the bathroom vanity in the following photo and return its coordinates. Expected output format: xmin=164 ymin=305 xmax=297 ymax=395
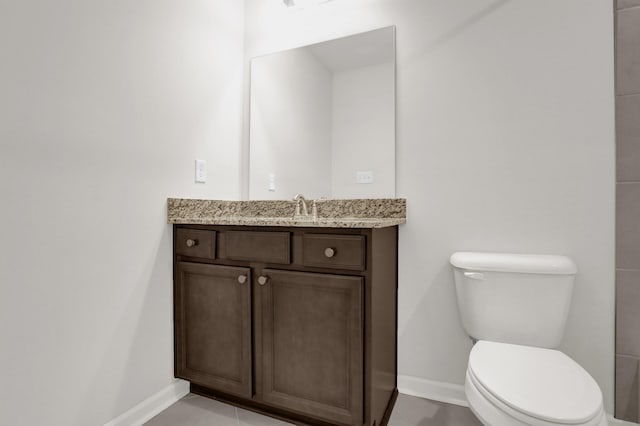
xmin=168 ymin=198 xmax=405 ymax=426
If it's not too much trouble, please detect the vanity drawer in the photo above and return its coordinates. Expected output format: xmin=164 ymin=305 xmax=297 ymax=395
xmin=222 ymin=231 xmax=291 ymax=264
xmin=302 ymin=234 xmax=366 ymax=271
xmin=175 ymin=229 xmax=216 ymax=259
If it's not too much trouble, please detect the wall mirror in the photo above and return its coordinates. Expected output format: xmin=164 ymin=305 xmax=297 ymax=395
xmin=249 ymin=26 xmax=396 ymax=200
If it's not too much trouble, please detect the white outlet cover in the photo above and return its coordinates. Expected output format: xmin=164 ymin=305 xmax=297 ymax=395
xmin=268 ymin=173 xmax=276 ymax=191
xmin=195 ymin=159 xmax=207 ymax=183
xmin=356 ymin=171 xmax=374 ymax=184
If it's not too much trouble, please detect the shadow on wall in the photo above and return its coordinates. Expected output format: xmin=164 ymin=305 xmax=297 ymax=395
xmin=398 ymin=255 xmax=471 ymax=385
xmin=73 ymin=225 xmax=174 ymax=425
xmin=417 ymin=0 xmax=510 ymax=57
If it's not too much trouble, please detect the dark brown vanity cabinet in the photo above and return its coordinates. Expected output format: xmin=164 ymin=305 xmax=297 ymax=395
xmin=175 ymin=262 xmax=252 ymax=398
xmin=257 ymin=269 xmax=363 ymax=425
xmin=173 ymin=225 xmax=398 ymax=426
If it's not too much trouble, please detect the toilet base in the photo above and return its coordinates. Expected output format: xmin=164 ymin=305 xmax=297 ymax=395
xmin=465 ymin=369 xmax=608 ymax=426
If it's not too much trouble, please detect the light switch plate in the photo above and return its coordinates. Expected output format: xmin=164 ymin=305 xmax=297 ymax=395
xmin=195 ymin=159 xmax=207 ymax=183
xmin=356 ymin=171 xmax=374 ymax=184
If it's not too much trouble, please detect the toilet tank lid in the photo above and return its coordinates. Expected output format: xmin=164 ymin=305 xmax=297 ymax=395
xmin=449 ymin=252 xmax=577 ymax=275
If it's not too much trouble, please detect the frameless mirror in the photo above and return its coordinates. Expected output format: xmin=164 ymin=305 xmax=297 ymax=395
xmin=249 ymin=26 xmax=396 ymax=200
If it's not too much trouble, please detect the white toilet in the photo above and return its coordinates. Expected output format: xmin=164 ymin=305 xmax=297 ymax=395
xmin=450 ymin=252 xmax=608 ymax=426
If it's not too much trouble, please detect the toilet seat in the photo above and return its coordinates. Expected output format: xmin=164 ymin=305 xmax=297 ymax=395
xmin=466 ymin=369 xmax=608 ymax=426
xmin=466 ymin=341 xmax=606 ymax=426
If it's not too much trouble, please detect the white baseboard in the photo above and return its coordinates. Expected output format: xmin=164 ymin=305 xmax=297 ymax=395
xmin=397 ymin=374 xmax=468 ymax=407
xmin=397 ymin=375 xmax=635 ymax=426
xmin=104 ymin=379 xmax=190 ymax=426
xmin=103 ymin=375 xmax=637 ymax=426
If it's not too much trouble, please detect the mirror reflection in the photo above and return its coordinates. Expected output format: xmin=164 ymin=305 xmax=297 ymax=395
xmin=249 ymin=26 xmax=396 ymax=200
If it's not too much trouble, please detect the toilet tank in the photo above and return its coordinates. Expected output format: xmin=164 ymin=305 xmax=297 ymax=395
xmin=450 ymin=252 xmax=577 ymax=348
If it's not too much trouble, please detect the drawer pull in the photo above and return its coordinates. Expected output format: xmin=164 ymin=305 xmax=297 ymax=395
xmin=185 ymin=239 xmax=198 ymax=248
xmin=258 ymin=275 xmax=269 ymax=286
xmin=324 ymin=247 xmax=336 ymax=258
xmin=237 ymin=275 xmax=248 ymax=284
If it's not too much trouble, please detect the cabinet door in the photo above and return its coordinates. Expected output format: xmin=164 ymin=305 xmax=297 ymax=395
xmin=175 ymin=262 xmax=252 ymax=398
xmin=257 ymin=269 xmax=363 ymax=425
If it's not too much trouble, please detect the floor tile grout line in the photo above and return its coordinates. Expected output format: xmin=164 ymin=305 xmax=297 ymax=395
xmin=617 ymin=4 xmax=640 ymax=12
xmin=616 ymin=352 xmax=640 ymax=359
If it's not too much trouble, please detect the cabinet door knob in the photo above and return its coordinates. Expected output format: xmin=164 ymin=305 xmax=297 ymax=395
xmin=237 ymin=275 xmax=247 ymax=284
xmin=258 ymin=276 xmax=269 ymax=286
xmin=324 ymin=247 xmax=336 ymax=258
xmin=186 ymin=238 xmax=198 ymax=248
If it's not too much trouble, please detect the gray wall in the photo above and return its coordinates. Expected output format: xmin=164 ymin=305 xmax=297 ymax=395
xmin=0 ymin=0 xmax=244 ymax=424
xmin=244 ymin=0 xmax=616 ymax=412
xmin=616 ymin=0 xmax=640 ymax=422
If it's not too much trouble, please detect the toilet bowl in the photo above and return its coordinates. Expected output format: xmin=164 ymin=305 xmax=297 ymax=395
xmin=465 ymin=341 xmax=607 ymax=426
xmin=450 ymin=252 xmax=608 ymax=426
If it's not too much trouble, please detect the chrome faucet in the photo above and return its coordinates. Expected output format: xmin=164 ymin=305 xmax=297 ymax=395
xmin=293 ymin=193 xmax=309 ymax=218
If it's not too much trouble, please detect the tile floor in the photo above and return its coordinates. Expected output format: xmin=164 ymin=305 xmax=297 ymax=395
xmin=145 ymin=393 xmax=482 ymax=426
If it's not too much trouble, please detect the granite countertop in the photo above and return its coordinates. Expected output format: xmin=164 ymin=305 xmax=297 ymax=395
xmin=167 ymin=198 xmax=406 ymax=229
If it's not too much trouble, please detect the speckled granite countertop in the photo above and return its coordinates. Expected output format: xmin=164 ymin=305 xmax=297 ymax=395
xmin=167 ymin=198 xmax=406 ymax=228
